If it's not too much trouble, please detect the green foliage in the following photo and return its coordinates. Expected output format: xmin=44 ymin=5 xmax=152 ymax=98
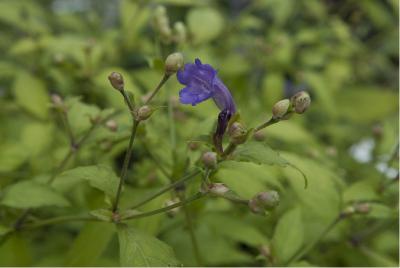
xmin=117 ymin=224 xmax=180 ymax=267
xmin=0 ymin=0 xmax=398 ymax=267
xmin=1 ymin=181 xmax=70 ymax=208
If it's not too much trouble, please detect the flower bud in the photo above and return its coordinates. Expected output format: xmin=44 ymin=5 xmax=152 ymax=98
xmin=201 ymin=151 xmax=217 ymax=169
xmin=291 ymin=91 xmax=311 ymax=114
xmin=136 ymin=105 xmax=153 ymax=121
xmin=249 ymin=191 xmax=280 ymax=214
xmin=51 ymin=94 xmax=63 ymax=107
xmin=188 ymin=141 xmax=200 ymax=151
xmin=105 ymin=119 xmax=118 ymax=132
xmin=108 ymin=72 xmax=124 ymax=91
xmin=173 ymin=21 xmax=187 ymax=44
xmin=153 ymin=6 xmax=172 ymax=43
xmin=272 ymin=99 xmax=291 ymax=119
xmin=253 ymin=130 xmax=266 ymax=141
xmin=208 ymin=183 xmax=229 ymax=196
xmin=340 ymin=206 xmax=355 ymax=218
xmin=354 ymin=203 xmax=371 ymax=214
xmin=228 ymin=122 xmax=247 ymax=145
xmin=165 ymin=52 xmax=184 ymax=75
xmin=163 ymin=198 xmax=180 ymax=217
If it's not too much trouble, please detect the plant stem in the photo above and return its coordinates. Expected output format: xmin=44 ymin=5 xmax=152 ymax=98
xmin=123 ymin=192 xmax=206 ymax=220
xmin=181 ymin=194 xmax=202 ymax=266
xmin=129 ymin=169 xmax=201 ymax=210
xmin=144 ymin=74 xmax=171 ymax=105
xmin=23 ymin=215 xmax=95 ymax=231
xmin=286 ymin=216 xmax=342 ymax=264
xmin=222 ymin=143 xmax=237 ymax=158
xmin=120 ymin=90 xmax=135 ymax=115
xmin=254 ymin=117 xmax=279 ymax=132
xmin=60 ymin=111 xmax=76 ymax=146
xmin=113 ymin=119 xmax=140 ymax=212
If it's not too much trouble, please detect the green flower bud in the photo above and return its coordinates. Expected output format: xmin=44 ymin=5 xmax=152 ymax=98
xmin=201 ymin=151 xmax=217 ymax=169
xmin=105 ymin=119 xmax=118 ymax=132
xmin=163 ymin=198 xmax=180 ymax=218
xmin=165 ymin=52 xmax=184 ymax=75
xmin=108 ymin=72 xmax=124 ymax=91
xmin=272 ymin=99 xmax=291 ymax=119
xmin=291 ymin=91 xmax=311 ymax=114
xmin=208 ymin=183 xmax=230 ymax=196
xmin=136 ymin=105 xmax=153 ymax=121
xmin=228 ymin=122 xmax=248 ymax=145
xmin=173 ymin=21 xmax=187 ymax=44
xmin=253 ymin=130 xmax=266 ymax=141
xmin=340 ymin=206 xmax=356 ymax=218
xmin=153 ymin=5 xmax=172 ymax=43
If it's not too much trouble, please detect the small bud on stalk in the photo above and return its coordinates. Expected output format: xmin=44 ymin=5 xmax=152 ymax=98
xmin=163 ymin=198 xmax=181 ymax=217
xmin=202 ymin=151 xmax=217 ymax=169
xmin=253 ymin=130 xmax=266 ymax=141
xmin=173 ymin=21 xmax=187 ymax=44
xmin=165 ymin=52 xmax=184 ymax=75
xmin=208 ymin=183 xmax=230 ymax=196
xmin=272 ymin=99 xmax=291 ymax=120
xmin=108 ymin=72 xmax=124 ymax=91
xmin=105 ymin=120 xmax=118 ymax=132
xmin=291 ymin=91 xmax=311 ymax=114
xmin=354 ymin=203 xmax=371 ymax=214
xmin=228 ymin=122 xmax=248 ymax=145
xmin=249 ymin=191 xmax=280 ymax=214
xmin=136 ymin=105 xmax=153 ymax=121
xmin=51 ymin=94 xmax=67 ymax=113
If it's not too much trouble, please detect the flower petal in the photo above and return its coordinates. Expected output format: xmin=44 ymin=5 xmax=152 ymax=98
xmin=179 ymin=86 xmax=213 ymax=106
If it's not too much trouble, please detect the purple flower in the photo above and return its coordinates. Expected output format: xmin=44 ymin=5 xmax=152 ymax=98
xmin=177 ymin=59 xmax=236 ymax=114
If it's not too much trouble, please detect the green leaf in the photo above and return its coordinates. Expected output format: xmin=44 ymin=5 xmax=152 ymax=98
xmin=187 ymin=7 xmax=224 ymax=44
xmin=233 ymin=141 xmax=288 ymax=166
xmin=0 ymin=225 xmax=10 ymax=236
xmin=232 ymin=142 xmax=308 ymax=188
xmin=343 ymin=181 xmax=379 ymax=203
xmin=13 ymin=71 xmax=49 ymax=119
xmin=202 ymin=213 xmax=268 ymax=246
xmin=52 ymin=165 xmax=119 ymax=201
xmin=117 ymin=224 xmax=180 ymax=267
xmin=280 ymin=153 xmax=341 ymax=244
xmin=65 ymin=222 xmax=115 ymax=266
xmin=272 ymin=207 xmax=304 ymax=264
xmin=367 ymin=203 xmax=396 ymax=219
xmin=1 ymin=181 xmax=70 ymax=208
xmin=0 ymin=143 xmax=28 ymax=172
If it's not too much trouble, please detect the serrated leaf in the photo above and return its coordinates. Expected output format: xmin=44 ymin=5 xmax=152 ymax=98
xmin=1 ymin=181 xmax=69 ymax=208
xmin=117 ymin=224 xmax=180 ymax=267
xmin=52 ymin=165 xmax=119 ymax=201
xmin=272 ymin=207 xmax=304 ymax=264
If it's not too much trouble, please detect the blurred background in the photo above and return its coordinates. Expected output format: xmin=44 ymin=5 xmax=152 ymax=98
xmin=0 ymin=0 xmax=398 ymax=267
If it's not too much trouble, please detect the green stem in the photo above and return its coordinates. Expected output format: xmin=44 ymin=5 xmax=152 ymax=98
xmin=222 ymin=143 xmax=237 ymax=158
xmin=120 ymin=90 xmax=135 ymax=116
xmin=113 ymin=120 xmax=140 ymax=212
xmin=144 ymin=74 xmax=171 ymax=105
xmin=23 ymin=215 xmax=95 ymax=231
xmin=286 ymin=216 xmax=342 ymax=265
xmin=123 ymin=192 xmax=206 ymax=220
xmin=254 ymin=117 xmax=279 ymax=132
xmin=181 ymin=194 xmax=202 ymax=266
xmin=60 ymin=111 xmax=76 ymax=146
xmin=129 ymin=170 xmax=201 ymax=210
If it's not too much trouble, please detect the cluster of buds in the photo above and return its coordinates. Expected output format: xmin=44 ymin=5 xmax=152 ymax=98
xmin=271 ymin=91 xmax=311 ymax=120
xmin=340 ymin=202 xmax=371 ymax=218
xmin=248 ymin=191 xmax=280 ymax=214
xmin=152 ymin=6 xmax=187 ymax=45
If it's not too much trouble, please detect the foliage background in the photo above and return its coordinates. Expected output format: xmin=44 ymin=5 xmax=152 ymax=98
xmin=0 ymin=0 xmax=398 ymax=267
